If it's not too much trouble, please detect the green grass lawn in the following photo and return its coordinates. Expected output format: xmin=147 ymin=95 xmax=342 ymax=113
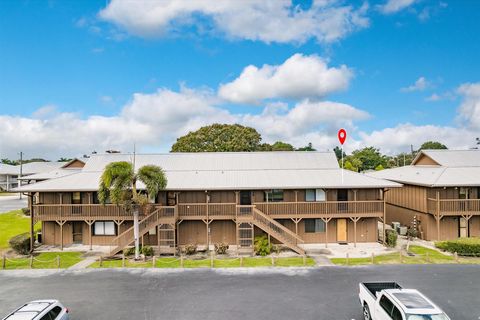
xmin=89 ymin=256 xmax=316 ymax=268
xmin=0 ymin=210 xmax=40 ymax=254
xmin=2 ymin=252 xmax=83 ymax=269
xmin=331 ymin=245 xmax=458 ymax=266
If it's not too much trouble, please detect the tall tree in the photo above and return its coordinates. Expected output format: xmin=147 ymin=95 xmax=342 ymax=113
xmin=270 ymin=141 xmax=294 ymax=151
xmin=98 ymin=161 xmax=167 ymax=259
xmin=345 ymin=147 xmax=389 ymax=172
xmin=171 ymin=124 xmax=262 ymax=152
xmin=418 ymin=141 xmax=447 ymax=150
xmin=333 ymin=146 xmax=346 ymax=161
xmin=296 ymin=142 xmax=316 ymax=151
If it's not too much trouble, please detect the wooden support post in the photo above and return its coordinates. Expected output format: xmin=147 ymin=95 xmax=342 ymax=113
xmin=240 ymin=256 xmax=244 ymax=267
xmin=57 ymin=255 xmax=60 ymax=269
xmin=371 ymin=252 xmax=374 ymax=264
xmin=180 ymin=255 xmax=184 ymax=268
xmin=383 ymin=191 xmax=387 ymax=245
xmin=210 ymin=252 xmax=214 ymax=268
xmin=2 ymin=255 xmax=5 ymax=269
xmin=399 ymin=251 xmax=403 ymax=263
xmin=425 ymin=252 xmax=429 ymax=263
xmin=303 ymin=255 xmax=306 ymax=266
xmin=29 ymin=194 xmax=34 ymax=253
xmin=346 ymin=253 xmax=349 ymax=266
xmin=271 ymin=256 xmax=275 ymax=266
xmin=60 ymin=222 xmax=64 ymax=251
xmin=268 ymin=233 xmax=271 ymax=247
xmin=30 ymin=255 xmax=34 ymax=269
xmin=436 ymin=191 xmax=441 ymax=241
xmin=99 ymin=256 xmax=103 ymax=268
xmin=122 ymin=254 xmax=126 ymax=267
xmin=152 ymin=256 xmax=156 ymax=268
xmin=454 ymin=252 xmax=458 ymax=263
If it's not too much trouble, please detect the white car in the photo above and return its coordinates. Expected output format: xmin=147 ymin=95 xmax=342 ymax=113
xmin=359 ymin=282 xmax=450 ymax=320
xmin=2 ymin=300 xmax=69 ymax=320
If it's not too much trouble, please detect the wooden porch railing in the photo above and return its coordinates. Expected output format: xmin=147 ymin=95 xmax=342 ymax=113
xmin=427 ymin=198 xmax=480 ymax=216
xmin=255 ymin=200 xmax=384 ymax=217
xmin=33 ymin=204 xmax=133 ymax=220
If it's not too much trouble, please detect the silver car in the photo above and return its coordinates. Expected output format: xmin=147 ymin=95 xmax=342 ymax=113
xmin=2 ymin=300 xmax=69 ymax=320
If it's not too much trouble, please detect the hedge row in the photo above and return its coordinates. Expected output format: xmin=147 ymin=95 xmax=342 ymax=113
xmin=435 ymin=237 xmax=480 ymax=256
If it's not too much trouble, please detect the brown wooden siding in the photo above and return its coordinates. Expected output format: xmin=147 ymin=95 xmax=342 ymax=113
xmin=385 ymin=184 xmax=427 ymax=212
xmin=413 ymin=154 xmax=439 ymax=166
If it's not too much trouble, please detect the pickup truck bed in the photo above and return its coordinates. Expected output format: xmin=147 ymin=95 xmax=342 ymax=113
xmin=362 ymin=282 xmax=402 ymax=298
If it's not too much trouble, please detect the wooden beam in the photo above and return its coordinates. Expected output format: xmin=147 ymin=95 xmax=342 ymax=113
xmin=85 ymin=220 xmax=94 ymax=251
xmin=29 ymin=193 xmax=34 ymax=253
xmin=436 ymin=190 xmax=441 ymax=241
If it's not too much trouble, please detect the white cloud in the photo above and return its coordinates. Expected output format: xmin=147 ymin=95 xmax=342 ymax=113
xmin=358 ymin=123 xmax=479 ymax=155
xmin=457 ymin=82 xmax=480 ymax=129
xmin=32 ymin=105 xmax=58 ymax=119
xmin=377 ymin=0 xmax=416 ymax=14
xmin=401 ymin=76 xmax=430 ymax=92
xmin=98 ymin=0 xmax=369 ymax=44
xmin=0 ymin=87 xmax=369 ymax=159
xmin=218 ymin=53 xmax=353 ymax=104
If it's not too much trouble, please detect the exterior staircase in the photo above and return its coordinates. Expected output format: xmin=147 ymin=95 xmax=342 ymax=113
xmin=109 ymin=206 xmax=176 ymax=256
xmin=237 ymin=206 xmax=305 ymax=255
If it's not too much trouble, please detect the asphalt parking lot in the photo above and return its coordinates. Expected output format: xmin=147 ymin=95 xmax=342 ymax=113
xmin=0 ymin=194 xmax=27 ymax=213
xmin=0 ymin=265 xmax=478 ymax=320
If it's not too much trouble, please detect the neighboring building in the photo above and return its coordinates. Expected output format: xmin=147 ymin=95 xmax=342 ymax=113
xmin=0 ymin=161 xmax=67 ymax=191
xmin=370 ymin=149 xmax=480 ymax=241
xmin=16 ymin=152 xmax=399 ymax=255
xmin=18 ymin=159 xmax=85 ymax=184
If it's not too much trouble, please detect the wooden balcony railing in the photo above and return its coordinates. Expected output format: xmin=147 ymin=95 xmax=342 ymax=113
xmin=255 ymin=200 xmax=384 ymax=217
xmin=427 ymin=198 xmax=480 ymax=216
xmin=33 ymin=200 xmax=385 ymax=221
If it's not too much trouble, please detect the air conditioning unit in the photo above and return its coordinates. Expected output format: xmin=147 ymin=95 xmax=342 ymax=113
xmin=391 ymin=222 xmax=401 ymax=230
xmin=398 ymin=226 xmax=408 ymax=236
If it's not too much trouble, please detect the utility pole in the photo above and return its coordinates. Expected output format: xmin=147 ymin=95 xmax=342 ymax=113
xmin=19 ymin=152 xmax=23 ymax=200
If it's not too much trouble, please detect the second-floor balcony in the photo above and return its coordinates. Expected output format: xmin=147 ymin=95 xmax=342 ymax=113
xmin=427 ymin=198 xmax=480 ymax=216
xmin=33 ymin=200 xmax=384 ymax=222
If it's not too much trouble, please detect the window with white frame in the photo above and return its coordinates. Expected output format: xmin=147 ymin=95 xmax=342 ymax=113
xmin=94 ymin=221 xmax=116 ymax=236
xmin=305 ymin=189 xmax=326 ymax=202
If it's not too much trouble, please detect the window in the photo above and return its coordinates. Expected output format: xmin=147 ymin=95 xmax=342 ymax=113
xmin=306 ymin=189 xmax=326 ymax=202
xmin=94 ymin=221 xmax=116 ymax=236
xmin=49 ymin=306 xmax=62 ymax=319
xmin=305 ymin=219 xmax=325 ymax=233
xmin=380 ymin=295 xmax=394 ymax=316
xmin=391 ymin=306 xmax=402 ymax=320
xmin=265 ymin=189 xmax=283 ymax=202
xmin=306 ymin=189 xmax=315 ymax=202
xmin=93 ymin=192 xmax=110 ymax=204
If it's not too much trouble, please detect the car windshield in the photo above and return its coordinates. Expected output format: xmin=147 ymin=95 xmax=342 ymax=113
xmin=407 ymin=314 xmax=449 ymax=320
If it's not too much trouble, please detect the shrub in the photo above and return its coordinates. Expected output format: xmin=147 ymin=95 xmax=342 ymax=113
xmin=254 ymin=235 xmax=272 ymax=256
xmin=214 ymin=242 xmax=229 ymax=255
xmin=9 ymin=233 xmax=31 ymax=255
xmin=385 ymin=229 xmax=398 ymax=248
xmin=141 ymin=246 xmax=154 ymax=257
xmin=184 ymin=244 xmax=197 ymax=255
xmin=435 ymin=238 xmax=480 ymax=256
xmin=123 ymin=247 xmax=135 ymax=256
xmin=21 ymin=208 xmax=30 ymax=216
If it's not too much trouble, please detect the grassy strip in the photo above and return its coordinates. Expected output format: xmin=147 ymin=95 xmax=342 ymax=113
xmin=89 ymin=257 xmax=316 ymax=268
xmin=0 ymin=210 xmax=41 ymax=253
xmin=329 ymin=245 xmax=477 ymax=266
xmin=2 ymin=252 xmax=83 ymax=269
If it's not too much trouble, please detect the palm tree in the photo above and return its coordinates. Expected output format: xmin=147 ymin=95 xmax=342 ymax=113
xmin=98 ymin=161 xmax=167 ymax=259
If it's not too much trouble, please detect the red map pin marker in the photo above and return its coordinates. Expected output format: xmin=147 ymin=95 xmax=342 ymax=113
xmin=338 ymin=129 xmax=347 ymax=145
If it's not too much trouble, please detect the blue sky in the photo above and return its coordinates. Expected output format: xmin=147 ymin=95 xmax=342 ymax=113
xmin=0 ymin=0 xmax=479 ymax=160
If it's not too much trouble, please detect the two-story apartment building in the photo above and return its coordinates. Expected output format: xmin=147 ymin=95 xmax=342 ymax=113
xmin=16 ymin=152 xmax=400 ymax=255
xmin=0 ymin=161 xmax=70 ymax=191
xmin=370 ymin=149 xmax=480 ymax=241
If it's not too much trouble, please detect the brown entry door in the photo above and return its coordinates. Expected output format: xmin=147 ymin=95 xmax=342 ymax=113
xmin=72 ymin=222 xmax=83 ymax=244
xmin=337 ymin=219 xmax=347 ymax=243
xmin=459 ymin=217 xmax=468 ymax=238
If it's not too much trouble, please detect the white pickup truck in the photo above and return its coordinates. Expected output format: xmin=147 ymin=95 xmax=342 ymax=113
xmin=358 ymin=282 xmax=451 ymax=320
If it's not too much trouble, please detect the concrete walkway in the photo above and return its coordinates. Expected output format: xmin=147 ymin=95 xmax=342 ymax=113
xmin=304 ymin=242 xmax=395 ymax=259
xmin=68 ymin=256 xmax=98 ymax=270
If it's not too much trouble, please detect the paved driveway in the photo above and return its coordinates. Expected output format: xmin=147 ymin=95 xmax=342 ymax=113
xmin=0 ymin=195 xmax=27 ymax=213
xmin=0 ymin=265 xmax=478 ymax=320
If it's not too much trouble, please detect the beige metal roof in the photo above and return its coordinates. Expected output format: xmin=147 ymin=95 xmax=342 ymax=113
xmin=371 ymin=149 xmax=480 ymax=187
xmin=0 ymin=162 xmax=64 ymax=176
xmin=18 ymin=168 xmax=81 ymax=181
xmin=14 ymin=152 xmax=400 ymax=192
xmin=413 ymin=149 xmax=480 ymax=167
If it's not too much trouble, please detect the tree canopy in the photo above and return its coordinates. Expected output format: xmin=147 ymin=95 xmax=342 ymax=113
xmin=171 ymin=124 xmax=263 ymax=152
xmin=419 ymin=141 xmax=448 ymax=150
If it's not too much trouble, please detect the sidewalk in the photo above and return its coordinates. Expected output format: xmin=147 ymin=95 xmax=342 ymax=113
xmin=304 ymin=242 xmax=395 ymax=259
